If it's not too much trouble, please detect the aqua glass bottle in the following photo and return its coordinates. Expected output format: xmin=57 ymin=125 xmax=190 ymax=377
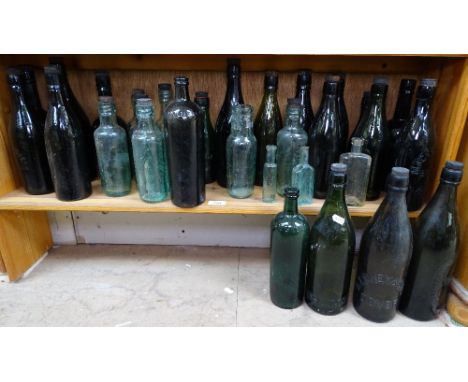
xmin=156 ymin=83 xmax=173 ymax=140
xmin=195 ymin=91 xmax=216 ymax=184
xmin=339 ymin=137 xmax=372 ymax=206
xmin=262 ymin=144 xmax=277 ymax=203
xmin=305 ymin=163 xmax=355 ymax=315
xmin=94 ymin=96 xmax=131 ymax=197
xmin=276 ymin=99 xmax=308 ymax=196
xmin=292 ymin=146 xmax=314 ymax=205
xmin=132 ymin=98 xmax=170 ymax=203
xmin=270 ymin=187 xmax=310 ymax=309
xmin=128 ymin=88 xmax=146 ymax=132
xmin=226 ymin=104 xmax=257 ymax=199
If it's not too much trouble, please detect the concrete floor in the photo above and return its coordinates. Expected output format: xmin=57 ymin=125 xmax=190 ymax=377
xmin=0 ymin=245 xmax=445 ymax=327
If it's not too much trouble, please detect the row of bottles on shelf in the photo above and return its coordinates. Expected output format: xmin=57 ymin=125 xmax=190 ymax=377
xmin=6 ymin=58 xmax=436 ymax=211
xmin=270 ymin=161 xmax=464 ymax=323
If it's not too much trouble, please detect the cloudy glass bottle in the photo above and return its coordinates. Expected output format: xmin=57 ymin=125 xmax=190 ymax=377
xmin=262 ymin=145 xmax=277 ymax=203
xmin=291 ymin=146 xmax=314 ymax=205
xmin=195 ymin=91 xmax=216 ymax=184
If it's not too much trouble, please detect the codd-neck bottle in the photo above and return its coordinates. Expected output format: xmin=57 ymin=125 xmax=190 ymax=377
xmin=262 ymin=145 xmax=277 ymax=203
xmin=327 ymin=74 xmax=349 ymax=152
xmin=292 ymin=146 xmax=314 ymax=205
xmin=226 ymin=104 xmax=257 ymax=198
xmin=295 ymin=70 xmax=314 ymax=135
xmin=94 ymin=96 xmax=131 ymax=197
xmin=19 ymin=65 xmax=47 ymax=123
xmin=43 ymin=65 xmax=91 ymax=201
xmin=156 ymin=83 xmax=173 ymax=139
xmin=254 ymin=71 xmax=282 ymax=186
xmin=351 ymin=81 xmax=389 ymax=200
xmin=339 ymin=137 xmax=372 ymax=206
xmin=270 ymin=187 xmax=310 ymax=309
xmin=276 ymin=99 xmax=308 ymax=196
xmin=195 ymin=91 xmax=215 ymax=184
xmin=399 ymin=161 xmax=464 ymax=321
xmin=309 ymin=80 xmax=342 ymax=199
xmin=306 ymin=163 xmax=355 ymax=315
xmin=395 ymin=79 xmax=437 ymax=211
xmin=132 ymin=98 xmax=169 ymax=203
xmin=353 ymin=167 xmax=413 ymax=323
xmin=215 ymin=58 xmax=244 ymax=187
xmin=165 ymin=76 xmax=205 ymax=207
xmin=6 ymin=68 xmax=53 ymax=195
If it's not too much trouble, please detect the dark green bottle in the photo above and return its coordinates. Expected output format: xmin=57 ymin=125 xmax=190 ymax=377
xmin=295 ymin=70 xmax=314 ymax=136
xmin=305 ymin=163 xmax=355 ymax=315
xmin=353 ymin=167 xmax=413 ymax=323
xmin=399 ymin=161 xmax=464 ymax=321
xmin=327 ymin=74 xmax=349 ymax=153
xmin=388 ymin=79 xmax=416 ymax=150
xmin=195 ymin=91 xmax=216 ymax=184
xmin=270 ymin=187 xmax=310 ymax=309
xmin=254 ymin=71 xmax=282 ymax=186
xmin=19 ymin=66 xmax=47 ymax=123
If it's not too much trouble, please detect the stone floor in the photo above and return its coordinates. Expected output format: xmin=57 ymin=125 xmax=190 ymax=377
xmin=0 ymin=245 xmax=445 ymax=327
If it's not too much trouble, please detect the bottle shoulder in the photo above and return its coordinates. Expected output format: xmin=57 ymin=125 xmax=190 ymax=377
xmin=165 ymin=100 xmax=201 ymax=119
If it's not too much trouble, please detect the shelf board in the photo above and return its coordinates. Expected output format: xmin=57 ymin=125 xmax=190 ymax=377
xmin=0 ymin=181 xmax=421 ymax=217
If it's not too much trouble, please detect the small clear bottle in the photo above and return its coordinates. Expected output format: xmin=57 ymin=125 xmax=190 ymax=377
xmin=339 ymin=137 xmax=372 ymax=206
xmin=292 ymin=146 xmax=315 ymax=205
xmin=262 ymin=145 xmax=277 ymax=203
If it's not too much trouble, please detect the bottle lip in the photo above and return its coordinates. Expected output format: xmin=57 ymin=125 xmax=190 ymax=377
xmin=264 ymin=71 xmax=278 ymax=89
xmin=135 ymin=97 xmax=153 ymax=109
xmin=331 ymin=162 xmax=347 ymax=174
xmin=158 ymin=83 xmax=172 ymax=92
xmin=297 ymin=69 xmax=311 ymax=87
xmin=420 ymin=78 xmax=437 ymax=88
xmin=441 ymin=160 xmax=464 ymax=183
xmin=387 ymin=167 xmax=410 ymax=190
xmin=351 ymin=137 xmax=364 ymax=147
xmin=195 ymin=91 xmax=208 ymax=99
xmin=284 ymin=187 xmax=299 ymax=199
xmin=400 ymin=78 xmax=417 ymax=90
xmin=373 ymin=76 xmax=389 ymax=85
xmin=323 ymin=80 xmax=338 ymax=95
xmin=174 ymin=76 xmax=189 ymax=85
xmin=44 ymin=65 xmax=61 ymax=86
xmin=371 ymin=82 xmax=388 ymax=95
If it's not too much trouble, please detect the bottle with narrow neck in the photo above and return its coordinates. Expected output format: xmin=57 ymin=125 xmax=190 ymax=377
xmin=156 ymin=83 xmax=173 ymax=138
xmin=306 ymin=163 xmax=355 ymax=315
xmin=215 ymin=58 xmax=244 ymax=187
xmin=129 ymin=89 xmax=147 ymax=131
xmin=327 ymin=73 xmax=349 ymax=152
xmin=43 ymin=65 xmax=91 ymax=201
xmin=309 ymin=80 xmax=342 ymax=199
xmin=292 ymin=146 xmax=314 ymax=205
xmin=262 ymin=144 xmax=277 ymax=203
xmin=389 ymin=79 xmax=416 ymax=139
xmin=399 ymin=161 xmax=463 ymax=321
xmin=254 ymin=71 xmax=282 ymax=186
xmin=295 ymin=70 xmax=314 ymax=136
xmin=195 ymin=91 xmax=215 ymax=184
xmin=350 ymin=91 xmax=371 ymax=139
xmin=19 ymin=65 xmax=47 ymax=123
xmin=6 ymin=68 xmax=53 ymax=195
xmin=353 ymin=167 xmax=413 ymax=323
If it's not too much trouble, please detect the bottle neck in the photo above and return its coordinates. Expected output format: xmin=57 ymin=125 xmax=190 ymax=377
xmin=23 ymin=81 xmax=43 ymax=111
xmin=320 ymin=93 xmax=338 ymax=113
xmin=9 ymin=84 xmax=26 ymax=111
xmin=392 ymin=89 xmax=413 ymax=120
xmin=283 ymin=197 xmax=298 ymax=215
xmin=175 ymin=84 xmax=189 ymax=101
xmin=99 ymin=112 xmax=117 ymax=127
xmin=225 ymin=74 xmax=243 ymax=104
xmin=263 ymin=87 xmax=278 ymax=101
xmin=47 ymin=85 xmax=66 ymax=106
xmin=384 ymin=186 xmax=408 ymax=209
xmin=296 ymin=86 xmax=311 ymax=104
xmin=136 ymin=112 xmax=155 ymax=129
xmin=431 ymin=181 xmax=458 ymax=213
xmin=97 ymin=84 xmax=111 ymax=97
xmin=413 ymin=97 xmax=432 ymax=119
xmin=323 ymin=173 xmax=346 ymax=209
xmin=159 ymin=97 xmax=171 ymax=118
xmin=368 ymin=93 xmax=386 ymax=121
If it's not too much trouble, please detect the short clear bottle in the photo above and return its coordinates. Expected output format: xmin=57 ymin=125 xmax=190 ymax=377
xmin=292 ymin=146 xmax=314 ymax=205
xmin=262 ymin=145 xmax=277 ymax=203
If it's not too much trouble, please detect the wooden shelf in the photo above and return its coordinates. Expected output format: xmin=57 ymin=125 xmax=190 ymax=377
xmin=0 ymin=181 xmax=423 ymax=217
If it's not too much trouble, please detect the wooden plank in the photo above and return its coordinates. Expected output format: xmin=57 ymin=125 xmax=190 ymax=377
xmin=447 ymin=293 xmax=468 ymax=326
xmin=0 ymin=253 xmax=5 ymax=273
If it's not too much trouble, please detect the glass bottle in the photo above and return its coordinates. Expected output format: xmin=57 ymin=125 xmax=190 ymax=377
xmin=43 ymin=65 xmax=92 ymax=201
xmin=226 ymin=104 xmax=257 ymax=198
xmin=291 ymin=146 xmax=314 ymax=205
xmin=270 ymin=187 xmax=310 ymax=309
xmin=254 ymin=71 xmax=282 ymax=186
xmin=399 ymin=161 xmax=464 ymax=321
xmin=6 ymin=68 xmax=53 ymax=195
xmin=156 ymin=83 xmax=173 ymax=139
xmin=129 ymin=89 xmax=147 ymax=133
xmin=353 ymin=167 xmax=413 ymax=323
xmin=350 ymin=91 xmax=371 ymax=139
xmin=19 ymin=65 xmax=47 ymax=123
xmin=309 ymin=80 xmax=342 ymax=199
xmin=339 ymin=137 xmax=372 ymax=206
xmin=388 ymin=79 xmax=416 ymax=144
xmin=132 ymin=98 xmax=169 ymax=203
xmin=195 ymin=91 xmax=216 ymax=184
xmin=350 ymin=80 xmax=389 ymax=200
xmin=262 ymin=145 xmax=277 ymax=203
xmin=215 ymin=58 xmax=244 ymax=187
xmin=295 ymin=70 xmax=314 ymax=135
xmin=94 ymin=96 xmax=131 ymax=197
xmin=305 ymin=163 xmax=355 ymax=315
xmin=395 ymin=79 xmax=437 ymax=211
xmin=165 ymin=76 xmax=205 ymax=207
xmin=327 ymin=73 xmax=349 ymax=153
xmin=276 ymin=99 xmax=308 ymax=196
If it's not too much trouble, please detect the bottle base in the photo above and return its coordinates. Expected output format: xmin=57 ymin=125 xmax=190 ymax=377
xmin=399 ymin=308 xmax=437 ymax=322
xmin=271 ymin=298 xmax=303 ymax=310
xmin=306 ymin=301 xmax=346 ymax=316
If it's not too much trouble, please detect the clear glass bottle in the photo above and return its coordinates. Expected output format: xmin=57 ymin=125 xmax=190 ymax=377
xmin=339 ymin=137 xmax=372 ymax=206
xmin=270 ymin=187 xmax=310 ymax=309
xmin=353 ymin=167 xmax=413 ymax=323
xmin=226 ymin=104 xmax=257 ymax=199
xmin=262 ymin=144 xmax=277 ymax=203
xmin=292 ymin=146 xmax=314 ymax=205
xmin=276 ymin=99 xmax=308 ymax=196
xmin=399 ymin=161 xmax=464 ymax=321
xmin=295 ymin=70 xmax=314 ymax=136
xmin=305 ymin=163 xmax=355 ymax=315
xmin=156 ymin=83 xmax=173 ymax=139
xmin=94 ymin=96 xmax=131 ymax=197
xmin=195 ymin=91 xmax=216 ymax=184
xmin=254 ymin=71 xmax=282 ymax=186
xmin=132 ymin=98 xmax=169 ymax=203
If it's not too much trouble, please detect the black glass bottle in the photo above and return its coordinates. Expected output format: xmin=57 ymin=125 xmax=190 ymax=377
xmin=399 ymin=161 xmax=464 ymax=321
xmin=156 ymin=83 xmax=173 ymax=140
xmin=43 ymin=66 xmax=92 ymax=201
xmin=254 ymin=71 xmax=282 ymax=186
xmin=353 ymin=167 xmax=413 ymax=323
xmin=305 ymin=163 xmax=355 ymax=315
xmin=215 ymin=58 xmax=244 ymax=187
xmin=327 ymin=74 xmax=349 ymax=153
xmin=395 ymin=79 xmax=437 ymax=211
xmin=270 ymin=187 xmax=310 ymax=309
xmin=6 ymin=68 xmax=53 ymax=194
xmin=195 ymin=91 xmax=216 ymax=184
xmin=165 ymin=76 xmax=205 ymax=207
xmin=351 ymin=91 xmax=371 ymax=139
xmin=295 ymin=70 xmax=314 ymax=136
xmin=309 ymin=80 xmax=342 ymax=199
xmin=19 ymin=65 xmax=47 ymax=123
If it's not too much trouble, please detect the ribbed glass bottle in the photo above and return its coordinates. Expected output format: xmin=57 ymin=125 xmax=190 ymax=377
xmin=291 ymin=146 xmax=314 ymax=205
xmin=195 ymin=91 xmax=216 ymax=184
xmin=262 ymin=145 xmax=277 ymax=203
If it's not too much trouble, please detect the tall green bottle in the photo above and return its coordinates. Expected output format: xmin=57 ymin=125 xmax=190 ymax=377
xmin=270 ymin=187 xmax=310 ymax=309
xmin=306 ymin=163 xmax=355 ymax=315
